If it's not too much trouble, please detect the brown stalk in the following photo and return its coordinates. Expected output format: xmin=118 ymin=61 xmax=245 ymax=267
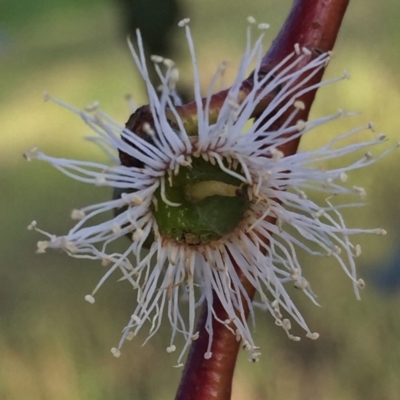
xmin=175 ymin=1 xmax=350 ymax=399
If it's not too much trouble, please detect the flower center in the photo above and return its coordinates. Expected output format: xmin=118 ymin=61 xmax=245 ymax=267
xmin=153 ymin=157 xmax=249 ymax=245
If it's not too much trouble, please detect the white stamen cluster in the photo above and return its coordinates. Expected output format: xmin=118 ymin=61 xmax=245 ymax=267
xmin=26 ymin=19 xmax=394 ymax=365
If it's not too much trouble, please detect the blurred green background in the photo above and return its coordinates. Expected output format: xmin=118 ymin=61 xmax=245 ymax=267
xmin=1 ymin=0 xmax=400 ymax=399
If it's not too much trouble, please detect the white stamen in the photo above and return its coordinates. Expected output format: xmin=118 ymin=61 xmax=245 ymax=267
xmin=28 ymin=21 xmax=392 ymax=367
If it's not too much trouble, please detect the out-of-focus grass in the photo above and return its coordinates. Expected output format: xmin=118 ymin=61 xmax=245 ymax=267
xmin=1 ymin=0 xmax=399 ymax=399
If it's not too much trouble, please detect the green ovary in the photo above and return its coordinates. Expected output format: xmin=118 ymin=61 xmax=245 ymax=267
xmin=153 ymin=157 xmax=249 ymax=245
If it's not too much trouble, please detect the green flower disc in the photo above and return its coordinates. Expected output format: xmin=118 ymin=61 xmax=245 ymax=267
xmin=153 ymin=157 xmax=249 ymax=245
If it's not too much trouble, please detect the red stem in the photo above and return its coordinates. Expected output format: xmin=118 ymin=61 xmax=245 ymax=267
xmin=175 ymin=1 xmax=350 ymax=399
xmin=175 ymin=267 xmax=256 ymax=400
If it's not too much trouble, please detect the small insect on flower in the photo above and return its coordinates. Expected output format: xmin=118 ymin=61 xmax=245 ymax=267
xmin=26 ymin=18 xmax=394 ymax=365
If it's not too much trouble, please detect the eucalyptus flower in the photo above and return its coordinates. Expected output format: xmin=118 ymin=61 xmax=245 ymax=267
xmin=26 ymin=19 xmax=392 ymax=366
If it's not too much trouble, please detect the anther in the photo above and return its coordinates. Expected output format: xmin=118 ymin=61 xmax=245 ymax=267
xmin=142 ymin=122 xmax=155 ymax=135
xmin=132 ymin=229 xmax=144 ymax=241
xmin=132 ymin=196 xmax=143 ymax=205
xmin=282 ymin=319 xmax=291 ymax=330
xmin=357 ymin=279 xmax=366 ymax=289
xmin=150 ymin=55 xmax=163 ymax=63
xmin=293 ymin=276 xmax=309 ymax=290
xmin=163 ymin=58 xmax=175 ymax=68
xmin=298 ymin=191 xmax=307 ymax=199
xmin=36 ymin=240 xmax=49 ymax=253
xmin=96 ymin=174 xmax=107 ymax=185
xmin=23 ymin=147 xmax=39 ymax=161
xmin=353 ymin=186 xmax=366 ymax=199
xmin=112 ymin=224 xmax=121 ymax=234
xmin=170 ymin=68 xmax=180 ymax=83
xmin=166 ymin=345 xmax=176 ymax=353
xmin=258 ymin=23 xmax=270 ymax=30
xmin=306 ymin=332 xmax=320 ymax=340
xmin=111 ymin=347 xmax=121 ymax=358
xmin=242 ymin=341 xmax=252 ymax=350
xmin=269 ymin=147 xmax=284 ymax=161
xmin=248 ymin=352 xmax=261 ymax=362
xmin=296 ymin=119 xmax=306 ymax=130
xmin=28 ymin=221 xmax=37 ymax=230
xmin=101 ymin=258 xmax=110 ymax=267
xmin=84 ymin=101 xmax=100 ymax=112
xmin=71 ymin=209 xmax=86 ymax=220
xmin=294 ymin=100 xmax=305 ymax=110
xmin=340 ymin=172 xmax=348 ymax=182
xmin=85 ymin=294 xmax=95 ymax=304
xmin=178 ymin=18 xmax=190 ymax=27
